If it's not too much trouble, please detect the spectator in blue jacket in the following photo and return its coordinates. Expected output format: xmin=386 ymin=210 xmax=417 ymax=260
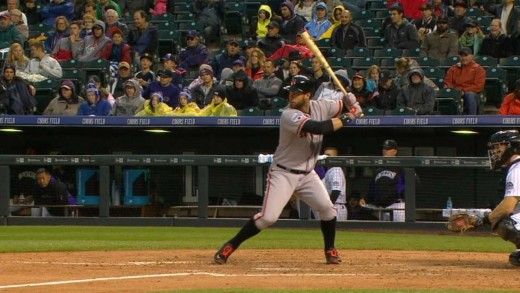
xmin=179 ymin=30 xmax=210 ymax=76
xmin=0 ymin=11 xmax=25 ymax=49
xmin=141 ymin=70 xmax=181 ymax=108
xmin=77 ymin=81 xmax=112 ymax=116
xmin=210 ymin=39 xmax=246 ymax=80
xmin=127 ymin=9 xmax=158 ymax=67
xmin=303 ymin=2 xmax=332 ymax=40
xmin=40 ymin=0 xmax=74 ymax=27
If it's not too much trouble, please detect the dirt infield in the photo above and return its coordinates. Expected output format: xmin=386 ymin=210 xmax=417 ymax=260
xmin=0 ymin=249 xmax=518 ymax=292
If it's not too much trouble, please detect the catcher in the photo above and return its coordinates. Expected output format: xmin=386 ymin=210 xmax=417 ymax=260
xmin=447 ymin=130 xmax=520 ymax=266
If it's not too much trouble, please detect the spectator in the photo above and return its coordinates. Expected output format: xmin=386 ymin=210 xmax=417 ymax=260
xmin=372 ymin=70 xmax=399 ymax=113
xmin=32 ymin=168 xmax=73 ymax=216
xmin=106 ymin=27 xmax=132 ymax=64
xmin=119 ymin=0 xmax=153 ymax=18
xmin=89 ymin=74 xmax=114 ymax=106
xmin=40 ymin=0 xmax=74 ymax=27
xmin=51 ymin=20 xmax=84 ymax=61
xmin=193 ymin=0 xmax=224 ymax=44
xmin=104 ymin=9 xmax=129 ymax=38
xmin=499 ymin=79 xmax=520 ymax=115
xmin=161 ymin=53 xmax=185 ymax=89
xmin=484 ymin=0 xmax=520 ymax=36
xmin=227 ymin=69 xmax=259 ymax=110
xmin=249 ymin=4 xmax=272 ymax=40
xmin=95 ymin=0 xmax=122 ymax=21
xmin=127 ymin=10 xmax=158 ymax=66
xmin=277 ymin=0 xmax=306 ymax=45
xmin=179 ymin=30 xmax=210 ymax=75
xmin=432 ymin=0 xmax=454 ymax=18
xmin=80 ymin=14 xmax=95 ymax=39
xmin=387 ymin=0 xmax=429 ymax=20
xmin=109 ymin=61 xmax=135 ymax=97
xmin=366 ymin=139 xmax=406 ymax=222
xmin=320 ymin=4 xmax=344 ymax=39
xmin=171 ymin=91 xmax=200 ymax=116
xmin=3 ymin=42 xmax=30 ymax=72
xmin=330 ymin=9 xmax=366 ymax=51
xmin=351 ymin=72 xmax=375 ymax=109
xmin=231 ymin=59 xmax=246 ymax=74
xmin=420 ymin=15 xmax=459 ymax=60
xmin=135 ymin=91 xmax=173 ymax=116
xmin=43 ymin=79 xmax=84 ymax=116
xmin=211 ymin=39 xmax=246 ymax=80
xmin=150 ymin=0 xmax=166 ymax=16
xmin=413 ymin=3 xmax=437 ymax=42
xmin=25 ymin=41 xmax=63 ymax=79
xmin=5 ymin=0 xmax=27 ymax=25
xmin=191 ymin=65 xmax=218 ymax=108
xmin=365 ymin=64 xmax=380 ymax=93
xmin=0 ymin=64 xmax=36 ymax=115
xmin=23 ymin=0 xmax=42 ymax=25
xmin=9 ymin=9 xmax=27 ymax=39
xmin=252 ymin=60 xmax=282 ymax=108
xmin=279 ymin=60 xmax=305 ymax=99
xmin=142 ymin=70 xmax=181 ymax=108
xmin=347 ymin=193 xmax=378 ymax=220
xmin=384 ymin=4 xmax=420 ymax=49
xmin=77 ymin=81 xmax=112 ymax=115
xmin=394 ymin=57 xmax=438 ymax=91
xmin=396 ymin=69 xmax=435 ymax=115
xmin=459 ymin=20 xmax=485 ymax=56
xmin=199 ymin=85 xmax=238 ymax=117
xmin=45 ymin=16 xmax=70 ymax=54
xmin=294 ymin=0 xmax=316 ymax=22
xmin=83 ymin=1 xmax=97 ymax=19
xmin=480 ymin=18 xmax=513 ymax=58
xmin=511 ymin=21 xmax=520 ymax=55
xmin=267 ymin=33 xmax=314 ymax=62
xmin=314 ymin=69 xmax=351 ymax=101
xmin=78 ymin=20 xmax=112 ymax=62
xmin=0 ymin=11 xmax=25 ymax=49
xmin=110 ymin=78 xmax=145 ymax=116
xmin=135 ymin=53 xmax=155 ymax=89
xmin=257 ymin=20 xmax=285 ymax=58
xmin=310 ymin=57 xmax=329 ymax=92
xmin=304 ymin=2 xmax=332 ymax=40
xmin=444 ymin=47 xmax=486 ymax=115
xmin=450 ymin=0 xmax=471 ymax=36
xmin=245 ymin=48 xmax=266 ymax=81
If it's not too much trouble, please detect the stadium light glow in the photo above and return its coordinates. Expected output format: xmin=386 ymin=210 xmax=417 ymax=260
xmin=0 ymin=128 xmax=23 ymax=133
xmin=450 ymin=130 xmax=479 ymax=135
xmin=143 ymin=129 xmax=170 ymax=134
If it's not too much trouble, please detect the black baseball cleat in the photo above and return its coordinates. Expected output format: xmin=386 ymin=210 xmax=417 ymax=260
xmin=214 ymin=243 xmax=235 ymax=264
xmin=509 ymin=249 xmax=520 ymax=266
xmin=325 ymin=247 xmax=342 ymax=264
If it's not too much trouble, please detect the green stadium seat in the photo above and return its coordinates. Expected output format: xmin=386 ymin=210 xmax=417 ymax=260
xmin=485 ymin=67 xmax=508 ymax=108
xmin=264 ymin=108 xmax=283 ymax=116
xmin=238 ymin=107 xmax=264 ymax=116
xmin=435 ymin=88 xmax=463 ymax=115
xmin=272 ymin=97 xmax=288 ymax=108
xmin=391 ymin=107 xmax=417 ymax=116
xmin=364 ymin=107 xmax=385 ymax=116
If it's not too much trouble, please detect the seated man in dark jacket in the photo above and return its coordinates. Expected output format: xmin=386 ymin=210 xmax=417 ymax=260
xmin=33 ymin=168 xmax=74 ymax=216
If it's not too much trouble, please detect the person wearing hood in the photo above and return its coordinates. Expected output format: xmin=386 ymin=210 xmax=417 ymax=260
xmin=43 ymin=79 xmax=84 ymax=115
xmin=277 ymin=0 xmax=306 ymax=45
xmin=199 ymin=85 xmax=238 ymax=117
xmin=249 ymin=4 xmax=272 ymax=40
xmin=227 ymin=69 xmax=259 ymax=110
xmin=331 ymin=9 xmax=366 ymax=51
xmin=0 ymin=64 xmax=36 ymax=115
xmin=110 ymin=78 xmax=145 ymax=116
xmin=304 ymin=2 xmax=332 ymax=40
xmin=384 ymin=4 xmax=420 ymax=49
xmin=294 ymin=0 xmax=316 ymax=22
xmin=313 ymin=69 xmax=360 ymax=114
xmin=77 ymin=80 xmax=112 ymax=116
xmin=257 ymin=20 xmax=285 ymax=58
xmin=320 ymin=5 xmax=344 ymax=40
xmin=51 ymin=20 xmax=84 ymax=61
xmin=191 ymin=64 xmax=219 ymax=108
xmin=142 ymin=69 xmax=181 ymax=108
xmin=396 ymin=69 xmax=435 ymax=115
xmin=78 ymin=20 xmax=112 ymax=62
xmin=136 ymin=91 xmax=174 ymax=116
xmin=171 ymin=91 xmax=200 ymax=116
xmin=350 ymin=72 xmax=374 ymax=109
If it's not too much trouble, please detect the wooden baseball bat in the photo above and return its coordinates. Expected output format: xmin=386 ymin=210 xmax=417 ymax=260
xmin=300 ymin=31 xmax=348 ymax=97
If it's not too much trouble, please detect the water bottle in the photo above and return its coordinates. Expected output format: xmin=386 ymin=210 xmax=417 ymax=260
xmin=446 ymin=196 xmax=453 ymax=213
xmin=19 ymin=193 xmax=25 ymax=204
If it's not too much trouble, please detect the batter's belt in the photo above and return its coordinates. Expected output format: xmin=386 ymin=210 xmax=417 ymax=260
xmin=276 ymin=164 xmax=311 ymax=175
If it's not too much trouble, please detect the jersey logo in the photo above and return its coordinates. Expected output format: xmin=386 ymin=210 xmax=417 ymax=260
xmin=506 ymin=182 xmax=514 ymax=192
xmin=291 ymin=112 xmax=305 ymax=123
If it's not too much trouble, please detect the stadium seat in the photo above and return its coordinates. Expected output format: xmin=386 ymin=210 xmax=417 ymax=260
xmin=435 ymin=88 xmax=463 ymax=115
xmin=354 ymin=18 xmax=380 ymax=30
xmin=158 ymin=30 xmax=180 ymax=56
xmin=466 ymin=7 xmax=483 ymax=17
xmin=367 ymin=38 xmax=386 ymax=49
xmin=364 ymin=107 xmax=385 ymax=116
xmin=475 ymin=55 xmax=498 ymax=68
xmin=346 ymin=47 xmax=372 ymax=58
xmin=351 ymin=57 xmax=379 ymax=71
xmin=391 ymin=107 xmax=417 ymax=116
xmin=150 ymin=13 xmax=175 ymax=25
xmin=264 ymin=108 xmax=283 ymax=116
xmin=327 ymin=57 xmax=350 ymax=70
xmin=238 ymin=107 xmax=264 ymax=116
xmin=498 ymin=55 xmax=520 ymax=91
xmin=438 ymin=56 xmax=460 ymax=70
xmin=329 ymin=48 xmax=346 ymax=58
xmin=272 ymin=97 xmax=288 ymax=108
xmin=416 ymin=56 xmax=440 ymax=68
xmin=379 ymin=58 xmax=397 ymax=69
xmin=373 ymin=48 xmax=401 ymax=59
xmin=402 ymin=48 xmax=421 ymax=57
xmin=485 ymin=67 xmax=508 ymax=108
xmin=353 ymin=10 xmax=373 ymax=19
xmin=424 ymin=67 xmax=445 ymax=88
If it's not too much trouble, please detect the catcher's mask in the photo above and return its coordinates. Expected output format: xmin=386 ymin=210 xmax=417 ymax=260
xmin=488 ymin=130 xmax=520 ymax=170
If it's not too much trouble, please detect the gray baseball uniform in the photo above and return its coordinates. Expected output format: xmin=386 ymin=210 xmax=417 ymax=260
xmin=253 ymin=99 xmax=343 ymax=229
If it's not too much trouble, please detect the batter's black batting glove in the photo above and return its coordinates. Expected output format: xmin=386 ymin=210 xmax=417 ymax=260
xmin=339 ymin=112 xmax=355 ymax=126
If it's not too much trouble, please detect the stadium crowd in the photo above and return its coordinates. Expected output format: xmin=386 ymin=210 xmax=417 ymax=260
xmin=1 ymin=0 xmax=520 ymax=116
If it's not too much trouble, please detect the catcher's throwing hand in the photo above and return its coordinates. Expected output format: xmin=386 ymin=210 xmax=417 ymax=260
xmin=446 ymin=213 xmax=483 ymax=233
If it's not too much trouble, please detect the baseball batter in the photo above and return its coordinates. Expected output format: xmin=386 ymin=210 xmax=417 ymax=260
xmin=214 ymin=75 xmax=361 ymax=265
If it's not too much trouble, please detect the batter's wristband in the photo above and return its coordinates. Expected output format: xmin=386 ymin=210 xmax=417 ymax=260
xmin=339 ymin=113 xmax=352 ymax=126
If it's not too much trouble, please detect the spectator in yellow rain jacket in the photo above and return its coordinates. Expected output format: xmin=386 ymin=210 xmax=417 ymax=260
xmin=135 ymin=92 xmax=173 ymax=116
xmin=199 ymin=85 xmax=237 ymax=117
xmin=320 ymin=5 xmax=344 ymax=39
xmin=171 ymin=91 xmax=200 ymax=116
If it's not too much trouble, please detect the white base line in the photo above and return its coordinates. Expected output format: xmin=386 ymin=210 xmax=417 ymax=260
xmin=0 ymin=272 xmax=367 ymax=289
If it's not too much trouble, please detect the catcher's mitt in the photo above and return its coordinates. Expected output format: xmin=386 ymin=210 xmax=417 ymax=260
xmin=446 ymin=213 xmax=483 ymax=233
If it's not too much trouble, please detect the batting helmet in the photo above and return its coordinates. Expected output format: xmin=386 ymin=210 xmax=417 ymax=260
xmin=488 ymin=129 xmax=520 ymax=170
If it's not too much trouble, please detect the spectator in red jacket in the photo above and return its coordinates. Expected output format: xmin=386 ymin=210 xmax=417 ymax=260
xmin=387 ymin=0 xmax=429 ymax=20
xmin=499 ymin=79 xmax=520 ymax=115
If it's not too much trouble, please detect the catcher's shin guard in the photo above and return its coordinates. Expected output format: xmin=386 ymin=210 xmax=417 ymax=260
xmin=493 ymin=216 xmax=520 ymax=249
xmin=509 ymin=249 xmax=520 ymax=266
